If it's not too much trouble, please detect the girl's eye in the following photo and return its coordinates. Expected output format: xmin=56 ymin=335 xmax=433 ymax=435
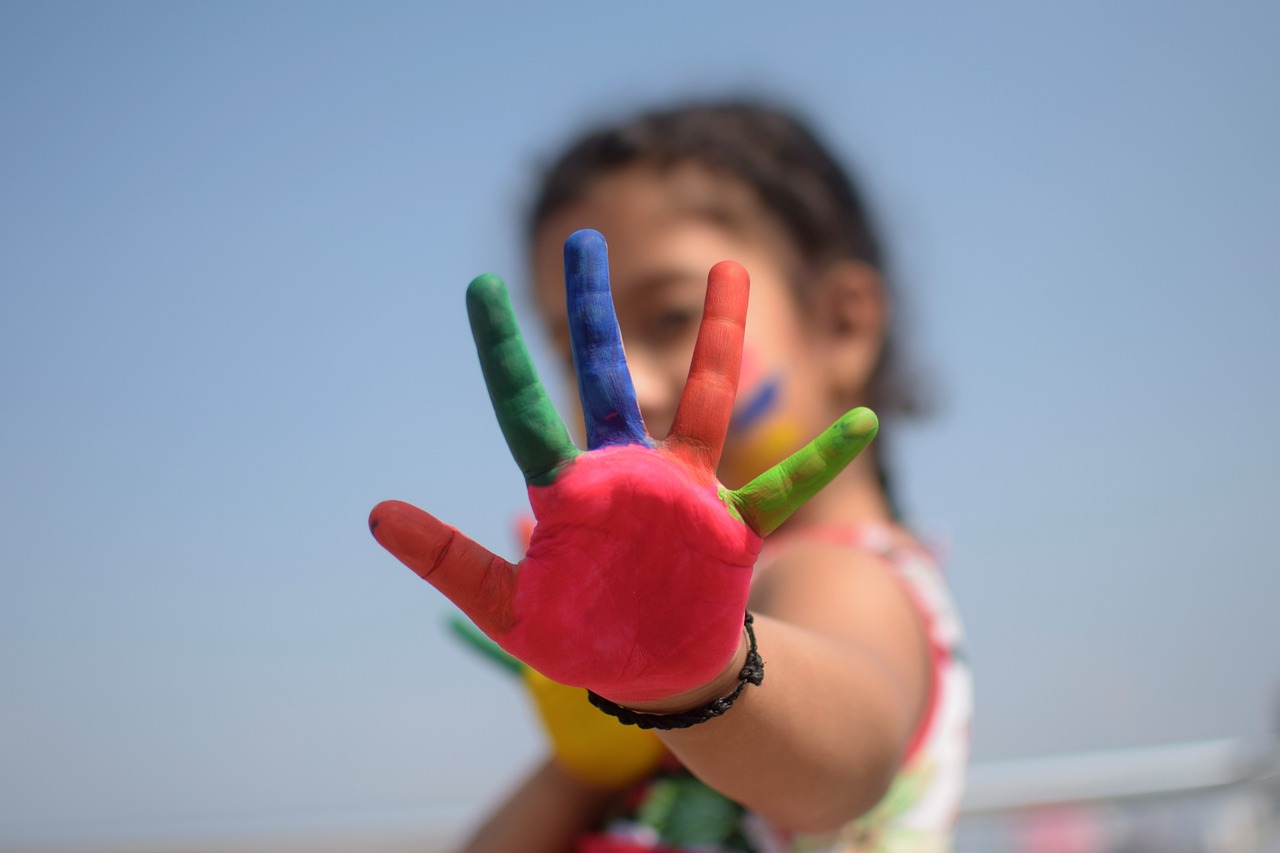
xmin=647 ymin=308 xmax=699 ymax=342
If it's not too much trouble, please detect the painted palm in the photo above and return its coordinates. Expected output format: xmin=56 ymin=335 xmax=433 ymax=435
xmin=369 ymin=230 xmax=878 ymax=705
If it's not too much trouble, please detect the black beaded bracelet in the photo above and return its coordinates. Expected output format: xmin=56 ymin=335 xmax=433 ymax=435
xmin=587 ymin=611 xmax=764 ymax=730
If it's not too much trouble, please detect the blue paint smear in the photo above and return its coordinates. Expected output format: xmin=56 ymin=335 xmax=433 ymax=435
xmin=729 ymin=376 xmax=781 ymax=434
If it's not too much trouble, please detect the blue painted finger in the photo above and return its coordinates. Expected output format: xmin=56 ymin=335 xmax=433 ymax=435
xmin=564 ymin=229 xmax=648 ymax=449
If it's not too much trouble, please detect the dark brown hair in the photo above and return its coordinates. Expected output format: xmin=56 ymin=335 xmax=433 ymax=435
xmin=529 ymin=102 xmax=883 ymax=270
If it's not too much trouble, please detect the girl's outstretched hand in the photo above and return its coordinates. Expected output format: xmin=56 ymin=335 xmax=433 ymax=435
xmin=369 ymin=229 xmax=878 ymax=706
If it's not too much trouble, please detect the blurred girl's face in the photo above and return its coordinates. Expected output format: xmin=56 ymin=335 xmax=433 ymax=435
xmin=531 ymin=163 xmax=838 ymax=488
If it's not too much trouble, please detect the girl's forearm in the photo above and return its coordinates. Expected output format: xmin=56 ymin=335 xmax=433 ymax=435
xmin=652 ymin=615 xmax=918 ymax=833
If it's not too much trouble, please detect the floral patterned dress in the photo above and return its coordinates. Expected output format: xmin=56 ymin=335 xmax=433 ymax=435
xmin=576 ymin=523 xmax=973 ymax=853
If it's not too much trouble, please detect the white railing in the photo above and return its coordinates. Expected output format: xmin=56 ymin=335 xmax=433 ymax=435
xmin=955 ymin=734 xmax=1280 ymax=852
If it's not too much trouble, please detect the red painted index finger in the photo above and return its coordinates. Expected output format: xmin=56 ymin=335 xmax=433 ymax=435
xmin=665 ymin=261 xmax=749 ymax=476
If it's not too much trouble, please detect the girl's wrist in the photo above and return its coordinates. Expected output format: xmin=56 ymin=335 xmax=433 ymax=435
xmin=606 ymin=631 xmax=751 ymax=716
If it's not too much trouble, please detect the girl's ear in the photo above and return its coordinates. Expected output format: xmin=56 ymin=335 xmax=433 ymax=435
xmin=808 ymin=260 xmax=887 ymax=402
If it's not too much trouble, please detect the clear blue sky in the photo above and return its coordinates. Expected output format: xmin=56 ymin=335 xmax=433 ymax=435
xmin=2 ymin=1 xmax=1278 ymax=845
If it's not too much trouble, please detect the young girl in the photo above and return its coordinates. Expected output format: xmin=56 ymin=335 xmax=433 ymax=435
xmin=372 ymin=101 xmax=971 ymax=852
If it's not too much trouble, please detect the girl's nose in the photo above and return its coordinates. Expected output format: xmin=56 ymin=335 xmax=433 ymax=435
xmin=627 ymin=349 xmax=678 ymax=440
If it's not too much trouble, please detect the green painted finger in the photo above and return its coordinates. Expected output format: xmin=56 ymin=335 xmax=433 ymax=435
xmin=447 ymin=612 xmax=524 ymax=676
xmin=466 ymin=274 xmax=579 ymax=486
xmin=729 ymin=408 xmax=879 ymax=535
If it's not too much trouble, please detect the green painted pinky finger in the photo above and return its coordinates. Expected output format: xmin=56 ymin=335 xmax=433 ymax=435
xmin=729 ymin=408 xmax=879 ymax=535
xmin=466 ymin=274 xmax=579 ymax=486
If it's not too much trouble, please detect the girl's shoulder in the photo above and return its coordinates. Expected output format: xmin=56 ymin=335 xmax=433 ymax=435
xmin=756 ymin=522 xmax=954 ymax=618
xmin=755 ymin=520 xmax=965 ymax=667
xmin=758 ymin=521 xmax=935 ymax=570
